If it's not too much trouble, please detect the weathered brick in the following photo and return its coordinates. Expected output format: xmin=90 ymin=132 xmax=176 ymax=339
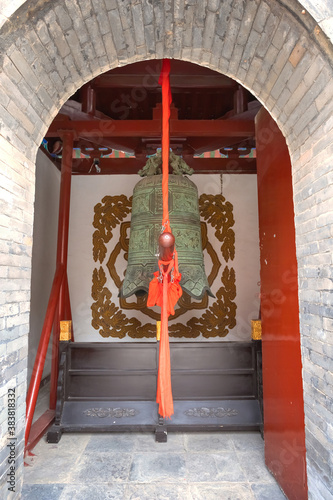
xmin=203 ymin=10 xmax=216 ymax=51
xmin=104 ymin=0 xmax=117 ymax=10
xmin=141 ymin=0 xmax=154 ymax=26
xmin=116 ymin=0 xmax=133 ymax=34
xmin=271 ymin=16 xmax=291 ymax=50
xmin=231 ymin=0 xmax=245 ymax=22
xmin=240 ymin=30 xmax=261 ymax=70
xmin=16 ymin=38 xmax=36 ymax=64
xmin=270 ymin=61 xmax=293 ymax=100
xmin=222 ymin=17 xmax=240 ymax=60
xmin=208 ymin=0 xmax=219 ymax=12
xmin=108 ymin=9 xmax=127 ymax=52
xmin=183 ymin=5 xmax=194 ymax=47
xmin=215 ymin=0 xmax=233 ymax=39
xmin=45 ymin=11 xmax=71 ymax=58
xmin=236 ymin=0 xmax=258 ymax=47
xmin=256 ymin=12 xmax=279 ymax=58
xmin=253 ymin=2 xmax=270 ymax=33
xmin=85 ymin=15 xmax=107 ymax=59
xmin=194 ymin=0 xmax=207 ymax=28
xmin=93 ymin=0 xmax=112 ymax=36
xmin=36 ymin=19 xmax=52 ymax=45
xmin=79 ymin=0 xmax=93 ymax=19
xmin=54 ymin=4 xmax=73 ymax=31
xmin=9 ymin=49 xmax=40 ymax=91
xmin=132 ymin=3 xmax=145 ymax=47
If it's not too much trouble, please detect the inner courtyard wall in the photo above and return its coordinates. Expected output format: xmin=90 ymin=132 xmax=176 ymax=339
xmin=28 ymin=150 xmax=60 ymax=384
xmin=66 ymin=173 xmax=260 ymax=343
xmin=0 ymin=1 xmax=332 ymax=498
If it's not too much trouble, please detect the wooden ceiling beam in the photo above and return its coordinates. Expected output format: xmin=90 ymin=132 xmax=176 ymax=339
xmin=71 ymin=157 xmax=256 ymax=175
xmin=93 ymin=74 xmax=236 ymax=89
xmin=46 ymin=118 xmax=255 ymax=139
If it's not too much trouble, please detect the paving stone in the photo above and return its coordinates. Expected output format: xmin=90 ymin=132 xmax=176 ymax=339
xmin=126 ymin=483 xmax=189 ymax=500
xmin=190 ymin=482 xmax=255 ymax=500
xmin=231 ymin=431 xmax=264 ymax=452
xmin=60 ymin=483 xmax=126 ymax=499
xmin=185 ymin=432 xmax=234 ymax=452
xmin=21 ymin=483 xmax=65 ymax=500
xmin=251 ymin=482 xmax=287 ymax=499
xmin=237 ymin=450 xmax=277 ymax=483
xmin=129 ymin=452 xmax=186 ymax=482
xmin=23 ymin=451 xmax=74 ymax=484
xmin=133 ymin=432 xmax=185 ymax=453
xmin=187 ymin=452 xmax=247 ymax=482
xmin=71 ymin=451 xmax=132 ymax=483
xmin=85 ymin=432 xmax=137 ymax=453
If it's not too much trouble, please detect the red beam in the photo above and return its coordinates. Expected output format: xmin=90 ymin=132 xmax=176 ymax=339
xmin=25 ymin=264 xmax=65 ymax=449
xmin=50 ymin=132 xmax=74 ymax=410
xmin=184 ymin=156 xmax=256 ymax=173
xmin=72 ymin=157 xmax=256 ymax=175
xmin=46 ymin=118 xmax=254 ymax=139
xmin=25 ymin=409 xmax=55 ymax=455
xmin=93 ymin=73 xmax=236 ymax=89
xmin=170 ymin=119 xmax=254 ymax=137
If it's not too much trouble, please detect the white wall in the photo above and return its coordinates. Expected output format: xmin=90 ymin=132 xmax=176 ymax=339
xmin=68 ymin=173 xmax=260 ymax=342
xmin=28 ymin=150 xmax=60 ymax=382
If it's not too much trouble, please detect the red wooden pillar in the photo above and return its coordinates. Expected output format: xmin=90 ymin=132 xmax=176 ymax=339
xmin=255 ymin=108 xmax=308 ymax=500
xmin=50 ymin=131 xmax=74 ymax=409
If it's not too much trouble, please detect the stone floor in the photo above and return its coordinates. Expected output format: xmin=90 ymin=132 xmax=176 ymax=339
xmin=22 ymin=429 xmax=287 ymax=500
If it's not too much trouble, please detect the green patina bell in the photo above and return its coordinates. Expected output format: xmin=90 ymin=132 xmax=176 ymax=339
xmin=120 ymin=153 xmax=213 ymax=300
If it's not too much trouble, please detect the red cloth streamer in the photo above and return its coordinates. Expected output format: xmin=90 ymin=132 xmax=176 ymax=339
xmin=159 ymin=59 xmax=172 ymax=226
xmin=147 ymin=60 xmax=182 ymax=419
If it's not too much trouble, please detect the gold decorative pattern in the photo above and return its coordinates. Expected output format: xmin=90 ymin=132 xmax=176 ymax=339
xmin=168 ymin=267 xmax=236 ymax=339
xmin=59 ymin=320 xmax=72 ymax=341
xmin=91 ymin=193 xmax=236 ymax=339
xmin=251 ymin=320 xmax=262 ymax=340
xmin=199 ymin=194 xmax=235 ymax=262
xmin=92 ymin=195 xmax=132 ymax=264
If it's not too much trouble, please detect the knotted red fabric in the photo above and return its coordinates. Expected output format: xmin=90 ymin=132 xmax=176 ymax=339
xmin=147 ymin=60 xmax=182 ymax=419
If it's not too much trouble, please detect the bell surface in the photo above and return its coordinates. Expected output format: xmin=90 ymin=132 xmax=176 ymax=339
xmin=120 ymin=174 xmax=213 ymax=300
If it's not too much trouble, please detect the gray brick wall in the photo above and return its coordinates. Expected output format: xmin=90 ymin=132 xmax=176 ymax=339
xmin=0 ymin=1 xmax=332 ymax=498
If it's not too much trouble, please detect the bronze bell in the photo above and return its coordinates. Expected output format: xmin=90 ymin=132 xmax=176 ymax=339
xmin=120 ymin=153 xmax=213 ymax=300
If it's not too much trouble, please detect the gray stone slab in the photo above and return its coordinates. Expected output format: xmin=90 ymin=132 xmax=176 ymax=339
xmin=44 ymin=433 xmax=90 ymax=454
xmin=129 ymin=452 xmax=186 ymax=483
xmin=126 ymin=483 xmax=189 ymax=500
xmin=21 ymin=484 xmax=65 ymax=500
xmin=230 ymin=432 xmax=264 ymax=452
xmin=85 ymin=432 xmax=137 ymax=453
xmin=60 ymin=483 xmax=126 ymax=499
xmin=185 ymin=432 xmax=235 ymax=452
xmin=71 ymin=452 xmax=132 ymax=483
xmin=133 ymin=432 xmax=185 ymax=453
xmin=23 ymin=452 xmax=74 ymax=484
xmin=251 ymin=482 xmax=287 ymax=499
xmin=190 ymin=482 xmax=256 ymax=500
xmin=186 ymin=452 xmax=246 ymax=482
xmin=237 ymin=451 xmax=276 ymax=483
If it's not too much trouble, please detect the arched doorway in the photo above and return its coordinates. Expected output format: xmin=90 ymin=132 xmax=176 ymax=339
xmin=1 ymin=2 xmax=332 ymax=499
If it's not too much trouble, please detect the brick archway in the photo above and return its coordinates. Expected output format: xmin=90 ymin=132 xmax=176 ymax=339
xmin=1 ymin=2 xmax=332 ymax=498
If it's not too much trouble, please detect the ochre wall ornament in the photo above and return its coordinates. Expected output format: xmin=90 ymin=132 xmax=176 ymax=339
xmin=91 ymin=193 xmax=236 ymax=339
